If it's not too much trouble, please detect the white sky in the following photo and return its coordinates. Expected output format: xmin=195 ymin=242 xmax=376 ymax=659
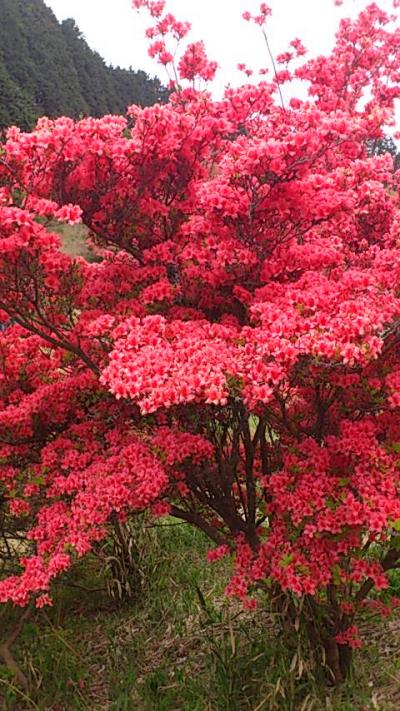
xmin=44 ymin=0 xmax=397 ymax=97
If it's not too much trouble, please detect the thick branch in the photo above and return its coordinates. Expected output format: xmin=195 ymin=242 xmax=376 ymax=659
xmin=170 ymin=505 xmax=229 ymax=547
xmin=355 ymin=548 xmax=400 ymax=603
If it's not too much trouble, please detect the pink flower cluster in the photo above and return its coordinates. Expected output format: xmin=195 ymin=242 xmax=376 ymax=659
xmin=1 ymin=1 xmax=400 ymax=656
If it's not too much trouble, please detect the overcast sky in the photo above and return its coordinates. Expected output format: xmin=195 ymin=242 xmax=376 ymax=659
xmin=45 ymin=0 xmax=397 ymax=96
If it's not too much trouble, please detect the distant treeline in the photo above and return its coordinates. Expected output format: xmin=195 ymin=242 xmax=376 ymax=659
xmin=0 ymin=0 xmax=168 ymax=131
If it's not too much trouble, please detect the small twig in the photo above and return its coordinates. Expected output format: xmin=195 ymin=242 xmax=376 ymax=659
xmin=56 ymin=581 xmax=106 ymax=594
xmin=0 ymin=678 xmax=39 ymax=709
xmin=262 ymin=29 xmax=285 ymax=111
xmin=144 ymin=521 xmax=189 ymax=528
xmin=41 ymin=611 xmax=85 ymax=661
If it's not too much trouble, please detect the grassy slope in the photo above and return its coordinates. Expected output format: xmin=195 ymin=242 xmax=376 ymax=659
xmin=1 ymin=522 xmax=400 ymax=710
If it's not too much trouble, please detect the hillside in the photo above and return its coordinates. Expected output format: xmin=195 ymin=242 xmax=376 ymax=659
xmin=0 ymin=0 xmax=168 ymax=130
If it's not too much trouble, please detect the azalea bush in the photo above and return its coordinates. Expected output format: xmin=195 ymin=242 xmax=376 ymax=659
xmin=1 ymin=0 xmax=400 ymax=684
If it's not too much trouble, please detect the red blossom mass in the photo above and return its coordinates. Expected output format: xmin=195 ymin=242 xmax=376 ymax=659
xmin=1 ymin=0 xmax=400 ymax=679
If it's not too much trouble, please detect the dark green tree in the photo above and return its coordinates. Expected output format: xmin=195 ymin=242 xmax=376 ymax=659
xmin=0 ymin=58 xmax=38 ymax=131
xmin=0 ymin=0 xmax=168 ymax=130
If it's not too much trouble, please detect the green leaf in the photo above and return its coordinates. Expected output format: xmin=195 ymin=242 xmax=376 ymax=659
xmin=332 ymin=564 xmax=343 ymax=585
xmin=280 ymin=553 xmax=294 ymax=568
xmin=338 ymin=478 xmax=349 ymax=487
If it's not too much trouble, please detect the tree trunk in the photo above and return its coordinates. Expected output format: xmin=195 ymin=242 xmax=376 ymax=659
xmin=269 ymin=587 xmax=354 ymax=685
xmin=323 ymin=636 xmax=353 ymax=685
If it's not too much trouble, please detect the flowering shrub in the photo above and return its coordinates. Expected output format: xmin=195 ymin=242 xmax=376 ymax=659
xmin=2 ymin=0 xmax=400 ymax=683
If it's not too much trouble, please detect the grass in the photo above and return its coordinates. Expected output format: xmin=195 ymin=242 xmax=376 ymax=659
xmin=1 ymin=520 xmax=400 ymax=710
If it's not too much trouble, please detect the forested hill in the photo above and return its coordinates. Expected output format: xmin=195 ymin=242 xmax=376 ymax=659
xmin=0 ymin=0 xmax=168 ymax=131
